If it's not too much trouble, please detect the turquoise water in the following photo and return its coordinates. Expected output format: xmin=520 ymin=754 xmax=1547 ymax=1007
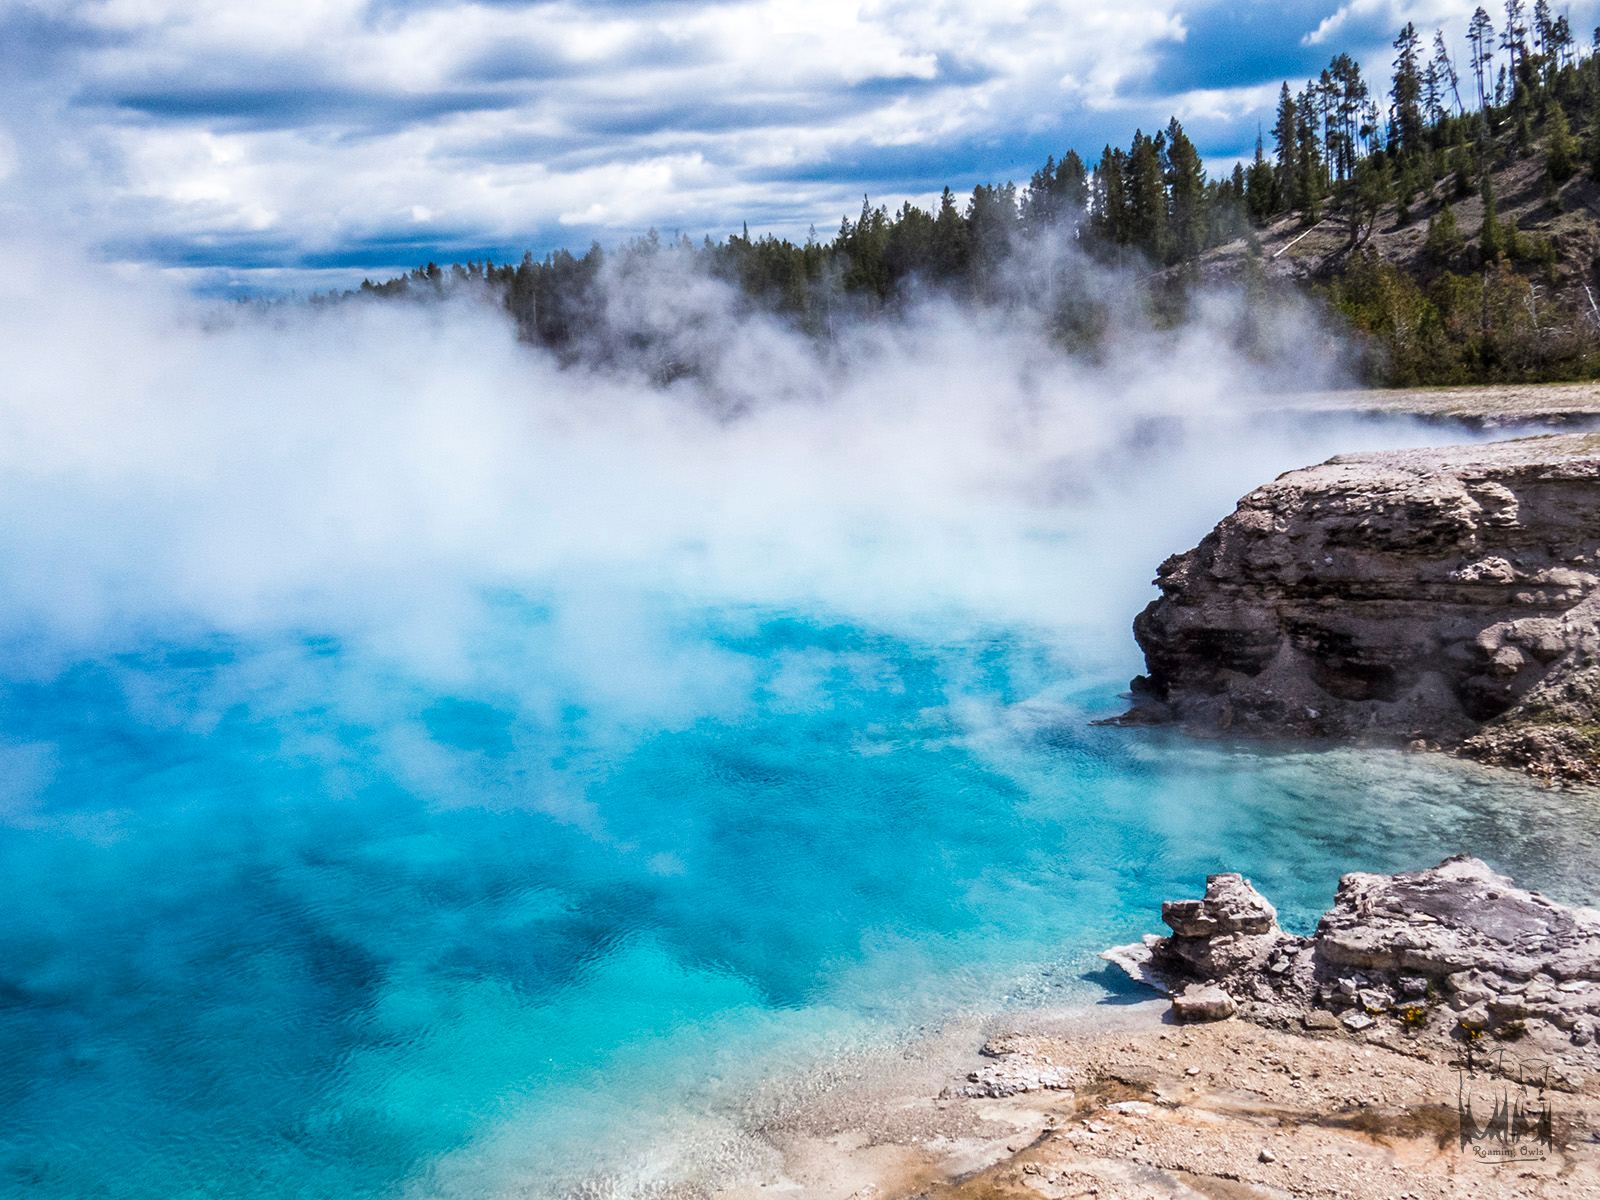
xmin=4 ymin=600 xmax=1600 ymax=1199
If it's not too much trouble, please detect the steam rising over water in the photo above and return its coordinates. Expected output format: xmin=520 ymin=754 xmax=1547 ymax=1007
xmin=3 ymin=243 xmax=1596 ymax=1197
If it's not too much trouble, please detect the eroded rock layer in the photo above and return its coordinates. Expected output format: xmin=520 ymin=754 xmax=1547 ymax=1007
xmin=1124 ymin=432 xmax=1600 ymax=782
xmin=1104 ymin=857 xmax=1600 ymax=1079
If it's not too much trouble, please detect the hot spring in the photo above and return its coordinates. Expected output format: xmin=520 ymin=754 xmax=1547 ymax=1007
xmin=3 ymin=252 xmax=1597 ymax=1198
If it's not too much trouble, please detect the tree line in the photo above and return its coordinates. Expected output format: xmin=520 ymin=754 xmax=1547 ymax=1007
xmin=345 ymin=2 xmax=1600 ymax=383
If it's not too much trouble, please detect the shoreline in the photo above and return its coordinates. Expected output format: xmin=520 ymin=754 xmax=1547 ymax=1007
xmin=715 ymin=852 xmax=1600 ymax=1199
xmin=1284 ymin=382 xmax=1600 ymax=431
xmin=704 ymin=997 xmax=1172 ymax=1200
xmin=722 ymin=994 xmax=1599 ymax=1200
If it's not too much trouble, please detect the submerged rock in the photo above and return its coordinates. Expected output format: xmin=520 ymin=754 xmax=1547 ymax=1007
xmin=1098 ymin=934 xmax=1170 ymax=995
xmin=1114 ymin=433 xmax=1600 ymax=784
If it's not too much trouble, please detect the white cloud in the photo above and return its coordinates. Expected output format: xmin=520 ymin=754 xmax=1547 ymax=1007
xmin=2 ymin=0 xmax=1200 ymax=283
xmin=1303 ymin=1 xmax=1483 ymax=46
xmin=27 ymin=0 xmax=1591 ymax=284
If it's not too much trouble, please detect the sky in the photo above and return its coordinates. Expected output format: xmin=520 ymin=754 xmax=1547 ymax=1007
xmin=1 ymin=0 xmax=1592 ymax=291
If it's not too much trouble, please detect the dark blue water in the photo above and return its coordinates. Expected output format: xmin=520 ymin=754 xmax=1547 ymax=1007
xmin=3 ymin=603 xmax=1597 ymax=1198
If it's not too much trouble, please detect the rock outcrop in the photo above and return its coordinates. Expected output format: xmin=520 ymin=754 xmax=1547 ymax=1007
xmin=1119 ymin=433 xmax=1600 ymax=784
xmin=1103 ymin=856 xmax=1600 ymax=1077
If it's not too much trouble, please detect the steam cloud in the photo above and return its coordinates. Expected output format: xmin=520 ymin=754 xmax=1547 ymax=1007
xmin=0 ymin=232 xmax=1454 ymax=745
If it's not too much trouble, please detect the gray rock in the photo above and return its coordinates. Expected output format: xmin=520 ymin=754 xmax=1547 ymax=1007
xmin=952 ymin=1065 xmax=1076 ymax=1099
xmin=1445 ymin=969 xmax=1476 ymax=992
xmin=1107 ymin=856 xmax=1600 ymax=1071
xmin=1161 ymin=929 xmax=1283 ymax=980
xmin=1488 ymin=994 xmax=1530 ymax=1020
xmin=1171 ymin=983 xmax=1237 ymax=1023
xmin=1315 ymin=857 xmax=1600 ymax=987
xmin=1357 ymin=987 xmax=1393 ymax=1013
xmin=1160 ymin=899 xmax=1218 ymax=938
xmin=1162 ymin=873 xmax=1277 ymax=937
xmin=1452 ymin=981 xmax=1495 ymax=1007
xmin=1457 ymin=1005 xmax=1491 ymax=1032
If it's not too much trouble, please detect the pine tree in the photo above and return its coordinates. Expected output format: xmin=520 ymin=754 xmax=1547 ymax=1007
xmin=1501 ymin=0 xmax=1528 ymax=99
xmin=1480 ymin=174 xmax=1503 ymax=260
xmin=1328 ymin=53 xmax=1368 ymax=181
xmin=1164 ymin=117 xmax=1207 ymax=262
xmin=1432 ymin=30 xmax=1465 ymax=117
xmin=1350 ymin=155 xmax=1390 ymax=244
xmin=1423 ymin=58 xmax=1443 ymax=128
xmin=1272 ymin=84 xmax=1299 ymax=210
xmin=1022 ymin=155 xmax=1061 ymax=230
xmin=1092 ymin=146 xmax=1128 ymax=246
xmin=1423 ymin=204 xmax=1464 ymax=269
xmin=931 ymin=187 xmax=968 ymax=280
xmin=1057 ymin=150 xmax=1089 ymax=210
xmin=1469 ymin=7 xmax=1496 ymax=111
xmin=1449 ymin=140 xmax=1475 ymax=197
xmin=1391 ymin=23 xmax=1426 ymax=155
xmin=967 ymin=182 xmax=1018 ymax=288
xmin=1550 ymin=14 xmax=1574 ymax=76
xmin=1546 ymin=100 xmax=1576 ymax=180
xmin=1125 ymin=130 xmax=1169 ymax=260
xmin=1295 ymin=84 xmax=1326 ymax=219
xmin=1246 ymin=131 xmax=1277 ymax=221
xmin=1533 ymin=0 xmax=1554 ymax=85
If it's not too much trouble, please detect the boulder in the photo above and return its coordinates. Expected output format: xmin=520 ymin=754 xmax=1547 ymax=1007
xmin=1162 ymin=873 xmax=1277 ymax=936
xmin=1153 ymin=873 xmax=1292 ymax=990
xmin=1172 ymin=983 xmax=1237 ymax=1023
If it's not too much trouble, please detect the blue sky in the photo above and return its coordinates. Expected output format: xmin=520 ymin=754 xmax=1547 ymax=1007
xmin=1 ymin=0 xmax=1589 ymax=290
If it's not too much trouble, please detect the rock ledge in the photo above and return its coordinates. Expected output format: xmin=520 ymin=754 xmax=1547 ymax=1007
xmin=1119 ymin=433 xmax=1600 ymax=784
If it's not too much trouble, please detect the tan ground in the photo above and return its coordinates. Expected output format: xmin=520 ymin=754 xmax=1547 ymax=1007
xmin=1197 ymin=152 xmax=1600 ymax=292
xmin=729 ymin=1003 xmax=1599 ymax=1200
xmin=1290 ymin=381 xmax=1600 ymax=427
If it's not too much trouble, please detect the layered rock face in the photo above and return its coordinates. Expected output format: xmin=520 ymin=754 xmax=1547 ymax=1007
xmin=1105 ymin=857 xmax=1600 ymax=1076
xmin=1124 ymin=433 xmax=1600 ymax=782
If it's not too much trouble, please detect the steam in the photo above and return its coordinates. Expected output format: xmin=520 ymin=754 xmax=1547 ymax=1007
xmin=0 ymin=232 xmax=1439 ymax=734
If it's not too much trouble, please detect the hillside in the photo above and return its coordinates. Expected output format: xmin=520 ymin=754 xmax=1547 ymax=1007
xmin=1191 ymin=114 xmax=1600 ymax=384
xmin=343 ymin=16 xmax=1600 ymax=388
xmin=1205 ymin=151 xmax=1600 ymax=285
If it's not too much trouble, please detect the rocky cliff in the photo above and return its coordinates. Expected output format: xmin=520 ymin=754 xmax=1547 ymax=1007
xmin=1122 ymin=432 xmax=1600 ymax=783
